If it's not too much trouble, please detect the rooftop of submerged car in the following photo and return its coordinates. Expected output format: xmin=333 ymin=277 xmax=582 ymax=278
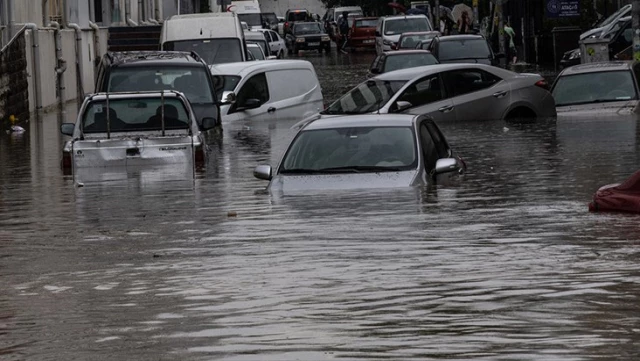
xmin=303 ymin=114 xmax=419 ymax=130
xmin=373 ymin=63 xmax=496 ymax=81
xmin=559 ymin=61 xmax=633 ymax=76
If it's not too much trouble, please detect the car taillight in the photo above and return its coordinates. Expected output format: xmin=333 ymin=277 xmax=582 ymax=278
xmin=535 ymin=79 xmax=549 ymax=90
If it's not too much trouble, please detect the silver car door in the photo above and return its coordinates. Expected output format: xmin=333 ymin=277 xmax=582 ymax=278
xmin=443 ymin=68 xmax=511 ymax=121
xmin=394 ymin=73 xmax=456 ymax=123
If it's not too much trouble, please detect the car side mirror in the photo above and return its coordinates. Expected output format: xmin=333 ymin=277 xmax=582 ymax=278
xmin=221 ymin=91 xmax=237 ymax=105
xmin=201 ymin=117 xmax=217 ymax=131
xmin=238 ymin=98 xmax=262 ymax=110
xmin=60 ymin=123 xmax=75 ymax=136
xmin=253 ymin=165 xmax=272 ymax=180
xmin=395 ymin=101 xmax=412 ymax=112
xmin=434 ymin=158 xmax=459 ymax=174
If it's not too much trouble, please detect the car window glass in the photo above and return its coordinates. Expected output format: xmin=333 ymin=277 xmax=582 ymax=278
xmin=446 ymin=69 xmax=501 ymax=97
xmin=211 ymin=75 xmax=241 ymax=101
xmin=325 ymin=80 xmax=407 ymax=114
xmin=163 ymin=39 xmax=243 ymax=64
xmin=236 ymin=73 xmax=269 ymax=105
xmin=383 ymin=53 xmax=438 ymax=73
xmin=552 ymin=70 xmax=637 ymax=106
xmin=267 ymin=69 xmax=317 ymax=102
xmin=438 ymin=39 xmax=491 ymax=61
xmin=397 ymin=74 xmax=442 ymax=108
xmin=419 ymin=123 xmax=439 ymax=173
xmin=383 ymin=17 xmax=431 ymax=36
xmin=424 ymin=121 xmax=449 ymax=158
xmin=294 ymin=23 xmax=322 ymax=34
xmin=247 ymin=45 xmax=264 ymax=60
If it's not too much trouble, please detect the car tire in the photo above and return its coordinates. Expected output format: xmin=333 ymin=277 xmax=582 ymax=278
xmin=505 ymin=107 xmax=537 ymax=122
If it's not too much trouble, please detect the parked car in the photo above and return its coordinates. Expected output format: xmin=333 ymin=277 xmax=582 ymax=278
xmin=323 ymin=5 xmax=363 ymax=40
xmin=285 ymin=22 xmax=331 ymax=55
xmin=551 ymin=61 xmax=639 ymax=119
xmin=255 ymin=28 xmax=287 ymax=58
xmin=428 ymin=34 xmax=502 ymax=66
xmin=253 ymin=114 xmax=465 ymax=193
xmin=95 ymin=51 xmax=221 ymax=130
xmin=160 ymin=12 xmax=248 ymax=64
xmin=375 ymin=15 xmax=433 ymax=54
xmin=244 ymin=30 xmax=269 ymax=57
xmin=209 ymin=60 xmax=324 ymax=122
xmin=369 ymin=50 xmax=438 ymax=76
xmin=345 ymin=17 xmax=378 ymax=49
xmin=396 ymin=31 xmax=439 ymax=50
xmin=247 ymin=43 xmax=268 ymax=60
xmin=589 ymin=169 xmax=640 ymax=213
xmin=319 ymin=63 xmax=555 ymax=122
xmin=60 ymin=91 xmax=216 ymax=173
xmin=284 ymin=9 xmax=311 ymax=35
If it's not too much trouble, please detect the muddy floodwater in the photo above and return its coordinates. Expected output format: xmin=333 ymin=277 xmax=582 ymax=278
xmin=1 ymin=52 xmax=640 ymax=360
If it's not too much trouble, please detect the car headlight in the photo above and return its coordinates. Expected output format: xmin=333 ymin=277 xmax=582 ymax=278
xmin=569 ymin=50 xmax=580 ymax=60
xmin=321 ymin=36 xmax=330 ymax=42
xmin=296 ymin=37 xmax=305 ymax=43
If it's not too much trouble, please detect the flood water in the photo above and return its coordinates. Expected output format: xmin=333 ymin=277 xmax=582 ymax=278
xmin=2 ymin=51 xmax=640 ymax=360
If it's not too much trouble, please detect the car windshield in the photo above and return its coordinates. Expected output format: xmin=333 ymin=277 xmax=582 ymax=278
xmin=248 ymin=39 xmax=268 ymax=55
xmin=247 ymin=45 xmax=265 ymax=60
xmin=288 ymin=12 xmax=308 ymax=22
xmin=384 ymin=53 xmax=438 ymax=73
xmin=355 ymin=19 xmax=378 ymax=28
xmin=211 ymin=75 xmax=242 ymax=102
xmin=238 ymin=13 xmax=261 ymax=26
xmin=261 ymin=13 xmax=278 ymax=26
xmin=82 ymin=97 xmax=190 ymax=134
xmin=294 ymin=23 xmax=322 ymax=34
xmin=400 ymin=33 xmax=436 ymax=48
xmin=384 ymin=18 xmax=431 ymax=36
xmin=438 ymin=39 xmax=491 ymax=60
xmin=163 ymin=38 xmax=243 ymax=64
xmin=552 ymin=70 xmax=637 ymax=106
xmin=281 ymin=126 xmax=417 ymax=172
xmin=324 ymin=80 xmax=407 ymax=114
xmin=108 ymin=66 xmax=214 ymax=104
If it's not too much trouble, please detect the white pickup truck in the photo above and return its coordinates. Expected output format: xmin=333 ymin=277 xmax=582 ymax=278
xmin=60 ymin=91 xmax=216 ymax=175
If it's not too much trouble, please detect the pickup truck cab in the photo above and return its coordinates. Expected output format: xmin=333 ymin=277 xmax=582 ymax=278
xmin=60 ymin=91 xmax=216 ymax=174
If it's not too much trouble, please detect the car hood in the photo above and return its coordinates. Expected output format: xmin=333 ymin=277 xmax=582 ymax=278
xmin=268 ymin=171 xmax=419 ymax=193
xmin=556 ymin=101 xmax=640 ymax=120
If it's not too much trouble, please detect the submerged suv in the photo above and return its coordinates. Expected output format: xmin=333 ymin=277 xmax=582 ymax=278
xmin=95 ymin=51 xmax=221 ymax=129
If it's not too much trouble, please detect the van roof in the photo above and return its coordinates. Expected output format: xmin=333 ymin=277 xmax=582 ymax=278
xmin=162 ymin=13 xmax=242 ymax=42
xmin=209 ymin=60 xmax=315 ymax=77
xmin=105 ymin=51 xmax=206 ymax=67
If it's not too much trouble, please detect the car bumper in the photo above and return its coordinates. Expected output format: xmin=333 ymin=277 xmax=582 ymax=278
xmin=349 ymin=37 xmax=376 ymax=47
xmin=295 ymin=41 xmax=330 ymax=50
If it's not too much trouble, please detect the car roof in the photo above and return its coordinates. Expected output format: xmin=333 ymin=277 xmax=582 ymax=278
xmin=383 ymin=49 xmax=433 ymax=56
xmin=383 ymin=15 xmax=428 ymax=21
xmin=244 ymin=31 xmax=266 ymax=40
xmin=105 ymin=51 xmax=204 ymax=66
xmin=437 ymin=34 xmax=485 ymax=41
xmin=303 ymin=114 xmax=420 ymax=130
xmin=374 ymin=63 xmax=498 ymax=81
xmin=88 ymin=91 xmax=185 ymax=101
xmin=558 ymin=61 xmax=633 ymax=76
xmin=209 ymin=59 xmax=314 ymax=76
xmin=400 ymin=31 xmax=439 ymax=37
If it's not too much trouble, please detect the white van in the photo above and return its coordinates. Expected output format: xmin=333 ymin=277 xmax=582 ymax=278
xmin=229 ymin=0 xmax=262 ymax=30
xmin=160 ymin=13 xmax=249 ymax=64
xmin=375 ymin=15 xmax=433 ymax=54
xmin=209 ymin=60 xmax=324 ymax=123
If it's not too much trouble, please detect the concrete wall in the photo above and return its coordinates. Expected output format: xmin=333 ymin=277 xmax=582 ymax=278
xmin=259 ymin=0 xmax=326 ymax=18
xmin=0 ymin=31 xmax=29 ymax=128
xmin=13 ymin=0 xmax=45 ymax=27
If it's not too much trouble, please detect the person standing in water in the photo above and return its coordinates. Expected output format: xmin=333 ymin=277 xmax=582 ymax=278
xmin=504 ymin=21 xmax=517 ymax=65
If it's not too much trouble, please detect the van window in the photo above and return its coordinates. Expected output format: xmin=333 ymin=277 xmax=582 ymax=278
xmin=163 ymin=38 xmax=243 ymax=64
xmin=108 ymin=66 xmax=214 ymax=104
xmin=212 ymin=75 xmax=242 ymax=101
xmin=266 ymin=69 xmax=318 ymax=102
xmin=238 ymin=13 xmax=261 ymax=27
xmin=236 ymin=73 xmax=269 ymax=105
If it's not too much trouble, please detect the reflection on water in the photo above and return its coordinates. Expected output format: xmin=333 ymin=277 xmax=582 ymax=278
xmin=1 ymin=55 xmax=640 ymax=360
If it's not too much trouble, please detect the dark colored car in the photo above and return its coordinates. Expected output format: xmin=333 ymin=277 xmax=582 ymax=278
xmin=428 ymin=34 xmax=503 ymax=66
xmin=95 ymin=51 xmax=221 ymax=129
xmin=284 ymin=9 xmax=311 ymax=35
xmin=415 ymin=38 xmax=434 ymax=50
xmin=368 ymin=50 xmax=439 ymax=76
xmin=285 ymin=22 xmax=331 ymax=54
xmin=589 ymin=169 xmax=640 ymax=213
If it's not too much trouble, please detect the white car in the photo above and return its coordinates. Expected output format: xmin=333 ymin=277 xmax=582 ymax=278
xmin=247 ymin=43 xmax=267 ymax=60
xmin=255 ymin=28 xmax=287 ymax=58
xmin=210 ymin=60 xmax=324 ymax=123
xmin=375 ymin=15 xmax=433 ymax=55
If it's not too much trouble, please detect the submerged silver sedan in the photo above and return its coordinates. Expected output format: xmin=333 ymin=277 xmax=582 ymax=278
xmin=319 ymin=63 xmax=556 ymax=122
xmin=253 ymin=114 xmax=466 ymax=193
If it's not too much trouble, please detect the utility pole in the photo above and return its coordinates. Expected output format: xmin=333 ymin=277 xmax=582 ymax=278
xmin=634 ymin=0 xmax=640 ymax=62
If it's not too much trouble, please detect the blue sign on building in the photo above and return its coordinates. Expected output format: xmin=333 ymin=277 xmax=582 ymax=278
xmin=546 ymin=0 xmax=580 ymax=18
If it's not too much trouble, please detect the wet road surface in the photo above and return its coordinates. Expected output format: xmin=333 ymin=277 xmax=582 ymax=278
xmin=1 ymin=51 xmax=640 ymax=360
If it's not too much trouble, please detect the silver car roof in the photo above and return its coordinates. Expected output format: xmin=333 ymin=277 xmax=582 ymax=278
xmin=558 ymin=61 xmax=633 ymax=76
xmin=303 ymin=114 xmax=420 ymax=130
xmin=374 ymin=63 xmax=514 ymax=81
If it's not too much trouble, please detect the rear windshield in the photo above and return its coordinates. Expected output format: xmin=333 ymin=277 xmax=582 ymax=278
xmin=400 ymin=33 xmax=437 ymax=48
xmin=355 ymin=19 xmax=378 ymax=28
xmin=82 ymin=97 xmax=189 ymax=133
xmin=552 ymin=70 xmax=637 ymax=106
xmin=324 ymin=80 xmax=407 ymax=114
xmin=438 ymin=39 xmax=491 ymax=60
xmin=384 ymin=17 xmax=431 ymax=36
xmin=212 ymin=75 xmax=242 ymax=102
xmin=261 ymin=13 xmax=278 ymax=26
xmin=384 ymin=53 xmax=438 ymax=73
xmin=287 ymin=12 xmax=308 ymax=22
xmin=108 ymin=66 xmax=214 ymax=104
xmin=238 ymin=13 xmax=261 ymax=27
xmin=247 ymin=39 xmax=268 ymax=55
xmin=163 ymin=38 xmax=243 ymax=64
xmin=247 ymin=45 xmax=264 ymax=60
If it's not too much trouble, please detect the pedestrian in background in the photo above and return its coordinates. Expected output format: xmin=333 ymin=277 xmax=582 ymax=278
xmin=338 ymin=11 xmax=350 ymax=54
xmin=504 ymin=21 xmax=517 ymax=65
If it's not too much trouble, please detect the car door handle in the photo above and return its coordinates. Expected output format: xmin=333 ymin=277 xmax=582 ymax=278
xmin=268 ymin=107 xmax=277 ymax=113
xmin=493 ymin=90 xmax=507 ymax=98
xmin=438 ymin=105 xmax=453 ymax=113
